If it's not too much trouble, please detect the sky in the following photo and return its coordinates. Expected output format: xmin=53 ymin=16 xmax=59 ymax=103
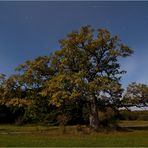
xmin=0 ymin=1 xmax=148 ymax=88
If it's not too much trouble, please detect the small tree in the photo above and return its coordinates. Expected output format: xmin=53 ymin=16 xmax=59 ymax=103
xmin=123 ymin=82 xmax=148 ymax=108
xmin=14 ymin=56 xmax=55 ymax=122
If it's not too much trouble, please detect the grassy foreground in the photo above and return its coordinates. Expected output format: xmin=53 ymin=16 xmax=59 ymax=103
xmin=0 ymin=121 xmax=148 ymax=147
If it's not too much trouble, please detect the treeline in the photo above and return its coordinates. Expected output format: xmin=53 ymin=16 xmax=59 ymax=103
xmin=0 ymin=55 xmax=89 ymax=125
xmin=119 ymin=110 xmax=148 ymax=121
xmin=0 ymin=26 xmax=148 ymax=129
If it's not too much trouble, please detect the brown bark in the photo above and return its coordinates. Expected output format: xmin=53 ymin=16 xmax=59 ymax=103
xmin=89 ymin=96 xmax=99 ymax=130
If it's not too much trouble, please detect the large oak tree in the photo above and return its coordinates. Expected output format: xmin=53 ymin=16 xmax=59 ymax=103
xmin=42 ymin=25 xmax=133 ymax=130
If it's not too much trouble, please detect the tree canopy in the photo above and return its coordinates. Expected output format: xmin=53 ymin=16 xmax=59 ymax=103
xmin=1 ymin=25 xmax=148 ymax=130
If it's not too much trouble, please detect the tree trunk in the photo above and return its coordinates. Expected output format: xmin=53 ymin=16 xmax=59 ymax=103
xmin=89 ymin=96 xmax=99 ymax=130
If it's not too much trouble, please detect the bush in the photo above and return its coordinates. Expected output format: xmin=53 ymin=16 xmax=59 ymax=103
xmin=119 ymin=110 xmax=148 ymax=121
xmin=99 ymin=107 xmax=119 ymax=128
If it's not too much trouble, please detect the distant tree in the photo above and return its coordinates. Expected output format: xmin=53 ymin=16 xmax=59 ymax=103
xmin=42 ymin=25 xmax=133 ymax=130
xmin=123 ymin=82 xmax=148 ymax=108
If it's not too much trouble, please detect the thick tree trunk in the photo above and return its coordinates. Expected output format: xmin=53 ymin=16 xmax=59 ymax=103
xmin=89 ymin=96 xmax=99 ymax=130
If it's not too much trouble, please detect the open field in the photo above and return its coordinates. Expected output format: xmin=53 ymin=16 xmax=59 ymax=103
xmin=0 ymin=121 xmax=148 ymax=147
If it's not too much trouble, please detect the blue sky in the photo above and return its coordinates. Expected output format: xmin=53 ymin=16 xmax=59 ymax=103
xmin=0 ymin=1 xmax=148 ymax=88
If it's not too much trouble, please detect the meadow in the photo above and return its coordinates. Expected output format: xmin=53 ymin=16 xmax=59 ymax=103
xmin=0 ymin=121 xmax=148 ymax=147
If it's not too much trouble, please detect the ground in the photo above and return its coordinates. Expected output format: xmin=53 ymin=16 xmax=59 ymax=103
xmin=0 ymin=121 xmax=148 ymax=147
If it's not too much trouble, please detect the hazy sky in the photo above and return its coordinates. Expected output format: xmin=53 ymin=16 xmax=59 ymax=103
xmin=0 ymin=1 xmax=148 ymax=88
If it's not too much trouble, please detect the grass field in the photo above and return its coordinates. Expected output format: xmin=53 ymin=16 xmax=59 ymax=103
xmin=0 ymin=121 xmax=148 ymax=147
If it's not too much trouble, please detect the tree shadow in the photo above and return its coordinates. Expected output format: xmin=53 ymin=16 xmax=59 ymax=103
xmin=0 ymin=128 xmax=12 ymax=134
xmin=117 ymin=125 xmax=148 ymax=132
xmin=128 ymin=126 xmax=148 ymax=131
xmin=0 ymin=128 xmax=9 ymax=132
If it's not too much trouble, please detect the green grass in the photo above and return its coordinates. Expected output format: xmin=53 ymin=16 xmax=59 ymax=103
xmin=0 ymin=121 xmax=148 ymax=147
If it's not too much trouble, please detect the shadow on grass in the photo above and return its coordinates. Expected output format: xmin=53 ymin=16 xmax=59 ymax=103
xmin=128 ymin=126 xmax=148 ymax=131
xmin=0 ymin=128 xmax=13 ymax=134
xmin=117 ymin=125 xmax=148 ymax=132
xmin=0 ymin=129 xmax=8 ymax=132
xmin=0 ymin=124 xmax=148 ymax=135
